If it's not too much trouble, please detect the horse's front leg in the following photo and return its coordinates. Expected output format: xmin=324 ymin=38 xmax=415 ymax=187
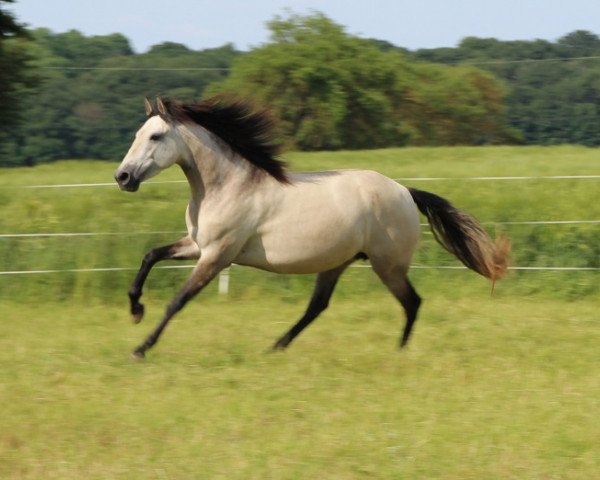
xmin=128 ymin=236 xmax=199 ymax=323
xmin=132 ymin=250 xmax=229 ymax=358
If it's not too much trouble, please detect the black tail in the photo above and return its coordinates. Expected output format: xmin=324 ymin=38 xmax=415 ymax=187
xmin=408 ymin=188 xmax=509 ymax=280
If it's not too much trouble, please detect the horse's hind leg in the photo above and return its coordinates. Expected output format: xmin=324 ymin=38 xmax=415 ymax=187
xmin=272 ymin=261 xmax=351 ymax=350
xmin=371 ymin=263 xmax=422 ymax=348
xmin=128 ymin=236 xmax=199 ymax=323
xmin=396 ymin=279 xmax=422 ymax=347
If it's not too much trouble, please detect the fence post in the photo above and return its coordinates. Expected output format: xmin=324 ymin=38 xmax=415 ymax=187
xmin=218 ymin=267 xmax=230 ymax=295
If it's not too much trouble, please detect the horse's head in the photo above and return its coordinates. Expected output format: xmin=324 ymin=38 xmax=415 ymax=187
xmin=115 ymin=98 xmax=183 ymax=192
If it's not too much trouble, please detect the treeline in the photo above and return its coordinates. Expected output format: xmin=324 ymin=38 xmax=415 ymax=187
xmin=2 ymin=10 xmax=600 ymax=166
xmin=1 ymin=28 xmax=240 ymax=166
xmin=412 ymin=30 xmax=600 ymax=146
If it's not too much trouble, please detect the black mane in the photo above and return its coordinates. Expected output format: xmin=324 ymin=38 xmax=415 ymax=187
xmin=162 ymin=96 xmax=288 ymax=184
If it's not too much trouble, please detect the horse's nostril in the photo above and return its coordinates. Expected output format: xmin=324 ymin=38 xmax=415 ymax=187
xmin=116 ymin=170 xmax=130 ymax=184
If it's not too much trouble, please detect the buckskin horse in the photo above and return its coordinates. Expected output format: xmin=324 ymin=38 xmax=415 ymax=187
xmin=115 ymin=96 xmax=509 ymax=358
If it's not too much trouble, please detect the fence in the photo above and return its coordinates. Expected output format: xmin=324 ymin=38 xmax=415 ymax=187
xmin=1 ymin=173 xmax=598 ymax=294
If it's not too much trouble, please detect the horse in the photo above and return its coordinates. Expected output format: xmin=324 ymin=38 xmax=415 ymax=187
xmin=115 ymin=96 xmax=509 ymax=358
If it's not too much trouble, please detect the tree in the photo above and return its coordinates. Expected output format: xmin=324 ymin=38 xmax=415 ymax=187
xmin=400 ymin=64 xmax=518 ymax=145
xmin=0 ymin=0 xmax=38 ymax=146
xmin=208 ymin=12 xmax=513 ymax=150
xmin=557 ymin=30 xmax=600 ymax=57
xmin=208 ymin=13 xmax=398 ymax=150
xmin=1 ymin=28 xmax=240 ymax=166
xmin=411 ymin=30 xmax=600 ymax=146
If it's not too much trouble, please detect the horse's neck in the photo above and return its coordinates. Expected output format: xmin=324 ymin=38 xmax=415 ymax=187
xmin=178 ymin=124 xmax=259 ymax=201
xmin=177 ymin=160 xmax=204 ymax=202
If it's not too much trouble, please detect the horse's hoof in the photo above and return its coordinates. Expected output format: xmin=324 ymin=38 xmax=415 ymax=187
xmin=131 ymin=348 xmax=145 ymax=360
xmin=131 ymin=304 xmax=145 ymax=324
xmin=271 ymin=340 xmax=288 ymax=352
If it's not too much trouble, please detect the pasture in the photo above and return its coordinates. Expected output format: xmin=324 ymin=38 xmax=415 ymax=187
xmin=1 ymin=146 xmax=599 ymax=478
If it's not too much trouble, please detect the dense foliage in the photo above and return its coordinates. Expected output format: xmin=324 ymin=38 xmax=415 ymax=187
xmin=0 ymin=26 xmax=239 ymax=166
xmin=207 ymin=13 xmax=514 ymax=150
xmin=0 ymin=0 xmax=38 ymax=147
xmin=412 ymin=30 xmax=600 ymax=146
xmin=1 ymin=8 xmax=600 ymax=166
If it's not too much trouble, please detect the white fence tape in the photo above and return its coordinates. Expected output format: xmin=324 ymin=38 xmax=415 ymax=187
xmin=3 ymin=174 xmax=599 ymax=190
xmin=1 ymin=264 xmax=597 ymax=297
xmin=395 ymin=175 xmax=600 ymax=181
xmin=0 ymin=231 xmax=185 ymax=238
xmin=2 ymin=220 xmax=598 ymax=239
xmin=1 ymin=174 xmax=597 ymax=293
xmin=1 ymin=264 xmax=597 ymax=276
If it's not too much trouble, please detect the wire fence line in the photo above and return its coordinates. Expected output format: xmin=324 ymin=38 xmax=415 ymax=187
xmin=1 ymin=173 xmax=597 ymax=286
xmin=11 ymin=180 xmax=184 ymax=189
xmin=40 ymin=66 xmax=231 ymax=71
xmin=3 ymin=172 xmax=598 ymax=242
xmin=0 ymin=231 xmax=185 ymax=239
xmin=450 ymin=55 xmax=600 ymax=66
xmin=2 ymin=220 xmax=599 ymax=239
xmin=1 ymin=264 xmax=598 ymax=276
xmin=33 ymin=55 xmax=600 ymax=71
xmin=4 ymin=174 xmax=599 ymax=190
xmin=395 ymin=175 xmax=600 ymax=181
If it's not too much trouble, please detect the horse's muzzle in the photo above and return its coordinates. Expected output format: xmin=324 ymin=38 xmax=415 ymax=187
xmin=114 ymin=169 xmax=140 ymax=192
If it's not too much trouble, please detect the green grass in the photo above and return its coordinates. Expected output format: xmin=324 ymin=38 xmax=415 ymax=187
xmin=0 ymin=145 xmax=598 ymax=301
xmin=1 ymin=292 xmax=598 ymax=479
xmin=0 ymin=146 xmax=599 ymax=477
xmin=2 ymin=146 xmax=598 ymax=225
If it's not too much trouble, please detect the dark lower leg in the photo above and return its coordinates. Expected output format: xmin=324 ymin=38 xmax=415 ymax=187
xmin=128 ymin=237 xmax=199 ymax=323
xmin=372 ymin=264 xmax=422 ymax=349
xmin=132 ymin=290 xmax=192 ymax=357
xmin=129 ymin=245 xmax=174 ymax=322
xmin=271 ymin=291 xmax=330 ymax=350
xmin=272 ymin=264 xmax=349 ymax=350
xmin=131 ymin=258 xmax=221 ymax=358
xmin=399 ymin=280 xmax=422 ymax=348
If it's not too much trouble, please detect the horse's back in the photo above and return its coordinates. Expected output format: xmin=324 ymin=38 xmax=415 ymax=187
xmin=287 ymin=169 xmax=417 ymax=232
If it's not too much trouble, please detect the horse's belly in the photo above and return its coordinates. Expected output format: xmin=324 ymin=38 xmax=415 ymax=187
xmin=234 ymin=227 xmax=362 ymax=274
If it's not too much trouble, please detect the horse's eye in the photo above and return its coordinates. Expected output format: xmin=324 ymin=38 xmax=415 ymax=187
xmin=150 ymin=133 xmax=163 ymax=141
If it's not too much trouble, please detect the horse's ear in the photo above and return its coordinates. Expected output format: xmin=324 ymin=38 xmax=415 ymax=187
xmin=156 ymin=96 xmax=169 ymax=118
xmin=144 ymin=97 xmax=155 ymax=117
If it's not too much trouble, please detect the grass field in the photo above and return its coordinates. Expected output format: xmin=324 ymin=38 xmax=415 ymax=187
xmin=1 ymin=146 xmax=599 ymax=478
xmin=1 ymin=294 xmax=599 ymax=479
